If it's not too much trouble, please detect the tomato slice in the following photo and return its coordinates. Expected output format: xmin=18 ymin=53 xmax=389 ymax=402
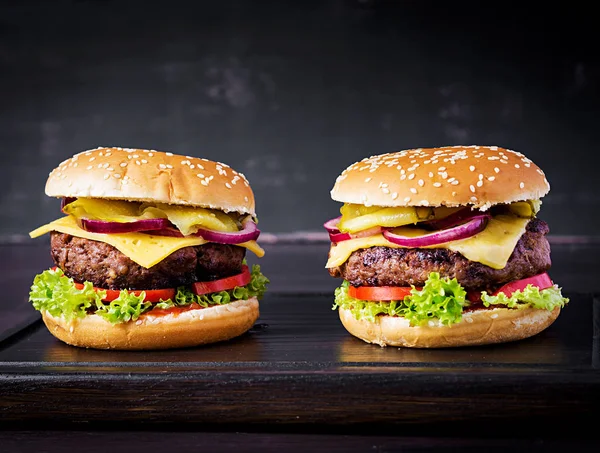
xmin=349 ymin=272 xmax=554 ymax=303
xmin=348 ymin=285 xmax=416 ymax=301
xmin=72 ymin=282 xmax=176 ymax=303
xmin=492 ymin=272 xmax=553 ymax=297
xmin=192 ymin=265 xmax=251 ymax=296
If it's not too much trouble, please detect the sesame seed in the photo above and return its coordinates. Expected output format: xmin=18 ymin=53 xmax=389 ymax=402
xmin=470 ymin=185 xmax=476 ymax=193
xmin=408 ymin=174 xmax=415 ymax=180
xmin=103 ymin=174 xmax=109 ymax=180
xmin=488 ymin=176 xmax=495 ymax=181
xmin=478 ymin=174 xmax=483 ymax=180
xmin=519 ymin=182 xmax=525 ymax=189
xmin=225 ymin=183 xmax=232 ymax=189
xmin=382 ymin=188 xmax=390 ymax=194
xmin=201 ymin=180 xmax=208 ymax=186
xmin=452 ymin=191 xmax=457 ymax=196
xmin=404 ymin=196 xmax=411 ymax=202
xmin=165 ymin=152 xmax=173 ymax=156
xmin=197 ymin=173 xmax=205 ymax=178
xmin=494 ymin=167 xmax=500 ymax=173
xmin=440 ymin=171 xmax=448 ymax=179
xmin=433 ymin=182 xmax=442 ymax=187
xmin=451 ymin=180 xmax=459 ymax=185
xmin=469 ymin=165 xmax=475 ymax=172
xmin=114 ymin=173 xmax=121 ymax=178
xmin=400 ymin=174 xmax=406 ymax=181
xmin=365 ymin=177 xmax=371 ymax=182
xmin=391 ymin=192 xmax=398 ymax=199
xmin=148 ymin=153 xmax=153 ymax=157
xmin=410 ymin=188 xmax=417 ymax=194
xmin=418 ymin=179 xmax=424 ymax=187
xmin=500 ymin=159 xmax=508 ymax=164
xmin=120 ymin=162 xmax=127 ymax=167
xmin=159 ymin=164 xmax=166 ymax=169
xmin=420 ymin=200 xmax=429 ymax=206
xmin=89 ymin=157 xmax=95 ymax=162
xmin=244 ymin=196 xmax=249 ymax=202
xmin=141 ymin=159 xmax=147 ymax=164
xmin=477 ymin=180 xmax=483 ymax=187
xmin=470 ymin=196 xmax=478 ymax=202
xmin=428 ymin=172 xmax=434 ymax=177
xmin=515 ymin=164 xmax=520 ymax=169
xmin=86 ymin=165 xmax=93 ymax=170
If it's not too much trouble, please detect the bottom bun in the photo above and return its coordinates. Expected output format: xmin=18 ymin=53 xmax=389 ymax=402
xmin=41 ymin=297 xmax=259 ymax=350
xmin=339 ymin=305 xmax=561 ymax=348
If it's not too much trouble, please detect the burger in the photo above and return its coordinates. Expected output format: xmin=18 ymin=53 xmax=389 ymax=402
xmin=325 ymin=145 xmax=569 ymax=348
xmin=28 ymin=147 xmax=269 ymax=350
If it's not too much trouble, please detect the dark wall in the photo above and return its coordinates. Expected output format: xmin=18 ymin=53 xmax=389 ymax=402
xmin=1 ymin=0 xmax=598 ymax=238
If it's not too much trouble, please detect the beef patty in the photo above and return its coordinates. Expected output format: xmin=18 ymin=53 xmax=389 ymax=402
xmin=328 ymin=218 xmax=551 ymax=292
xmin=50 ymin=232 xmax=246 ymax=290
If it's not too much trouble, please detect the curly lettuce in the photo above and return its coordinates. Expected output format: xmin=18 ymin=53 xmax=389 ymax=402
xmin=29 ymin=265 xmax=269 ymax=324
xmin=333 ymin=272 xmax=569 ymax=327
xmin=333 ymin=273 xmax=467 ymax=326
xmin=481 ymin=285 xmax=568 ymax=310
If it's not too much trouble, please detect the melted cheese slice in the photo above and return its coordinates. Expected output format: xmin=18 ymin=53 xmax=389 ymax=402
xmin=30 ymin=216 xmax=265 ymax=269
xmin=326 ymin=215 xmax=529 ymax=270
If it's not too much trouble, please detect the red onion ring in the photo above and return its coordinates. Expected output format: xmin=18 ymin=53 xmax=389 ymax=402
xmin=329 ymin=226 xmax=386 ymax=243
xmin=383 ymin=215 xmax=490 ymax=247
xmin=324 ymin=216 xmax=386 ymax=243
xmin=80 ymin=217 xmax=172 ymax=234
xmin=323 ymin=216 xmax=342 ymax=233
xmin=420 ymin=207 xmax=481 ymax=230
xmin=146 ymin=219 xmax=260 ymax=244
xmin=194 ymin=218 xmax=260 ymax=244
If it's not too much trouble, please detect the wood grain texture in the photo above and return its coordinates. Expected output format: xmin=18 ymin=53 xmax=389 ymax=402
xmin=0 ymin=291 xmax=598 ymax=433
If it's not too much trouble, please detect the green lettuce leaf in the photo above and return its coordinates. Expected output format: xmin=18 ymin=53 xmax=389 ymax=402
xmin=333 ymin=272 xmax=569 ymax=327
xmin=29 ymin=267 xmax=106 ymax=323
xmin=29 ymin=265 xmax=269 ymax=324
xmin=333 ymin=272 xmax=468 ymax=326
xmin=481 ymin=285 xmax=568 ymax=310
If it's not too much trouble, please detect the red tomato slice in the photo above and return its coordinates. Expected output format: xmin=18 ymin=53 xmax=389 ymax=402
xmin=492 ymin=272 xmax=553 ymax=297
xmin=349 ymin=272 xmax=554 ymax=303
xmin=72 ymin=282 xmax=176 ymax=303
xmin=192 ymin=265 xmax=251 ymax=296
xmin=348 ymin=285 xmax=416 ymax=301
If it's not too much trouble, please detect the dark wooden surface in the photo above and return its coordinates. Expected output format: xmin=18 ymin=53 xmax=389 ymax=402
xmin=1 ymin=240 xmax=600 ymax=450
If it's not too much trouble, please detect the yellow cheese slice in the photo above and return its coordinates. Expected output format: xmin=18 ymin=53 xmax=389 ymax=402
xmin=325 ymin=215 xmax=529 ymax=270
xmin=30 ymin=216 xmax=265 ymax=268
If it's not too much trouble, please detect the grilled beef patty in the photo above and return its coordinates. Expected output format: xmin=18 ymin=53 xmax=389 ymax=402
xmin=50 ymin=232 xmax=246 ymax=290
xmin=328 ymin=218 xmax=550 ymax=292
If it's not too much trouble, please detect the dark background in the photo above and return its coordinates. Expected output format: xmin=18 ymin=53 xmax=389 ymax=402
xmin=1 ymin=0 xmax=598 ymax=239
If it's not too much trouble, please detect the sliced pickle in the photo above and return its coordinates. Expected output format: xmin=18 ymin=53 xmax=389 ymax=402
xmin=339 ymin=203 xmax=385 ymax=220
xmin=338 ymin=204 xmax=432 ymax=233
xmin=154 ymin=203 xmax=238 ymax=235
xmin=507 ymin=200 xmax=541 ymax=218
xmin=64 ymin=198 xmax=239 ymax=235
xmin=63 ymin=198 xmax=153 ymax=222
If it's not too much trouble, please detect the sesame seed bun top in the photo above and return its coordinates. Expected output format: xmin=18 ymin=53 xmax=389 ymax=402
xmin=330 ymin=145 xmax=550 ymax=210
xmin=45 ymin=147 xmax=256 ymax=216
